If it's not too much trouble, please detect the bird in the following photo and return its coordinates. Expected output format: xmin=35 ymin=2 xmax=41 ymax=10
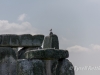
xmin=50 ymin=29 xmax=52 ymax=32
xmin=49 ymin=29 xmax=53 ymax=35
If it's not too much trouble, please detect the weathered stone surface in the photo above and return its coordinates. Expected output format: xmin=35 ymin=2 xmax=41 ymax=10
xmin=32 ymin=35 xmax=44 ymax=46
xmin=20 ymin=34 xmax=33 ymax=46
xmin=56 ymin=59 xmax=75 ymax=75
xmin=10 ymin=35 xmax=20 ymax=46
xmin=31 ymin=59 xmax=46 ymax=75
xmin=18 ymin=47 xmax=29 ymax=59
xmin=43 ymin=33 xmax=59 ymax=75
xmin=43 ymin=60 xmax=52 ymax=75
xmin=18 ymin=59 xmax=46 ymax=75
xmin=0 ymin=34 xmax=44 ymax=47
xmin=43 ymin=36 xmax=52 ymax=48
xmin=0 ymin=47 xmax=17 ymax=60
xmin=12 ymin=47 xmax=18 ymax=57
xmin=24 ymin=48 xmax=69 ymax=59
xmin=18 ymin=47 xmax=41 ymax=59
xmin=0 ymin=47 xmax=17 ymax=75
xmin=43 ymin=34 xmax=59 ymax=49
xmin=43 ymin=60 xmax=58 ymax=75
xmin=51 ymin=60 xmax=58 ymax=75
xmin=0 ymin=35 xmax=10 ymax=46
xmin=18 ymin=59 xmax=33 ymax=75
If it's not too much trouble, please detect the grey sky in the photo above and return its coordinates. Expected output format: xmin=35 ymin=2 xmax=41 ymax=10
xmin=0 ymin=0 xmax=100 ymax=75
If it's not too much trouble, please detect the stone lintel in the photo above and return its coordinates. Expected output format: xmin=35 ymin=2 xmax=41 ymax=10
xmin=0 ymin=34 xmax=44 ymax=47
xmin=24 ymin=48 xmax=69 ymax=59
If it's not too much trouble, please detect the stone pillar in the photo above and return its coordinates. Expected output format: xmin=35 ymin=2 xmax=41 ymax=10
xmin=31 ymin=59 xmax=46 ymax=75
xmin=43 ymin=32 xmax=59 ymax=75
xmin=43 ymin=33 xmax=59 ymax=49
xmin=17 ymin=59 xmax=33 ymax=75
xmin=42 ymin=32 xmax=74 ymax=75
xmin=18 ymin=59 xmax=45 ymax=75
xmin=24 ymin=49 xmax=69 ymax=75
xmin=0 ymin=47 xmax=17 ymax=75
xmin=56 ymin=59 xmax=75 ymax=75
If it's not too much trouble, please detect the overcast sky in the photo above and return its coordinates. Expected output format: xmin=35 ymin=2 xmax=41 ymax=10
xmin=0 ymin=0 xmax=100 ymax=75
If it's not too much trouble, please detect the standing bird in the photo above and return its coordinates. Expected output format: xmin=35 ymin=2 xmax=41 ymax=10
xmin=49 ymin=29 xmax=53 ymax=35
xmin=50 ymin=29 xmax=52 ymax=32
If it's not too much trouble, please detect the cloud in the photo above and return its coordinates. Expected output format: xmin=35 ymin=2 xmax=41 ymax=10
xmin=67 ymin=45 xmax=89 ymax=52
xmin=18 ymin=14 xmax=26 ymax=21
xmin=90 ymin=44 xmax=100 ymax=50
xmin=66 ymin=44 xmax=100 ymax=52
xmin=0 ymin=20 xmax=37 ymax=34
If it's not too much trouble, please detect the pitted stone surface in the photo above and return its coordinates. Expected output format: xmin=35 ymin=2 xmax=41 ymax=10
xmin=24 ymin=48 xmax=69 ymax=59
xmin=18 ymin=59 xmax=45 ymax=75
xmin=43 ymin=60 xmax=58 ymax=75
xmin=0 ymin=34 xmax=44 ymax=47
xmin=56 ymin=59 xmax=75 ymax=75
xmin=0 ymin=47 xmax=17 ymax=75
xmin=0 ymin=47 xmax=17 ymax=60
xmin=18 ymin=47 xmax=41 ymax=59
xmin=18 ymin=59 xmax=34 ymax=75
xmin=20 ymin=34 xmax=33 ymax=46
xmin=43 ymin=33 xmax=59 ymax=75
xmin=43 ymin=34 xmax=59 ymax=49
xmin=31 ymin=59 xmax=46 ymax=75
xmin=32 ymin=35 xmax=44 ymax=46
xmin=0 ymin=56 xmax=17 ymax=75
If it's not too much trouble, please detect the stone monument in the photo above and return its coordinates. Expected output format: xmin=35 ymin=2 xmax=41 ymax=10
xmin=0 ymin=31 xmax=75 ymax=75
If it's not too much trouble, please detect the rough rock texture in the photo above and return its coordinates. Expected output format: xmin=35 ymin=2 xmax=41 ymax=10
xmin=18 ymin=59 xmax=45 ymax=75
xmin=51 ymin=60 xmax=58 ymax=75
xmin=43 ymin=34 xmax=59 ymax=49
xmin=20 ymin=34 xmax=33 ymax=46
xmin=12 ymin=47 xmax=18 ymax=57
xmin=24 ymin=49 xmax=69 ymax=59
xmin=18 ymin=59 xmax=33 ymax=75
xmin=32 ymin=35 xmax=44 ymax=47
xmin=43 ymin=33 xmax=59 ymax=75
xmin=0 ymin=47 xmax=17 ymax=75
xmin=0 ymin=47 xmax=17 ymax=60
xmin=0 ymin=33 xmax=75 ymax=75
xmin=18 ymin=47 xmax=42 ymax=59
xmin=0 ymin=35 xmax=20 ymax=46
xmin=43 ymin=60 xmax=58 ymax=75
xmin=56 ymin=59 xmax=75 ymax=75
xmin=0 ymin=34 xmax=44 ymax=47
xmin=31 ymin=59 xmax=46 ymax=75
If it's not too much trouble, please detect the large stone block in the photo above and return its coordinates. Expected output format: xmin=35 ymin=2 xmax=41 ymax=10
xmin=43 ymin=33 xmax=60 ymax=75
xmin=32 ymin=35 xmax=44 ymax=46
xmin=0 ymin=47 xmax=17 ymax=60
xmin=31 ymin=59 xmax=46 ymax=75
xmin=18 ymin=47 xmax=40 ymax=59
xmin=24 ymin=48 xmax=69 ymax=59
xmin=18 ymin=59 xmax=46 ymax=75
xmin=10 ymin=35 xmax=20 ymax=46
xmin=0 ymin=35 xmax=10 ymax=46
xmin=0 ymin=47 xmax=17 ymax=75
xmin=18 ymin=59 xmax=33 ymax=75
xmin=43 ymin=60 xmax=58 ymax=75
xmin=43 ymin=34 xmax=59 ymax=49
xmin=0 ymin=34 xmax=44 ymax=47
xmin=19 ymin=34 xmax=33 ymax=46
xmin=56 ymin=59 xmax=75 ymax=75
